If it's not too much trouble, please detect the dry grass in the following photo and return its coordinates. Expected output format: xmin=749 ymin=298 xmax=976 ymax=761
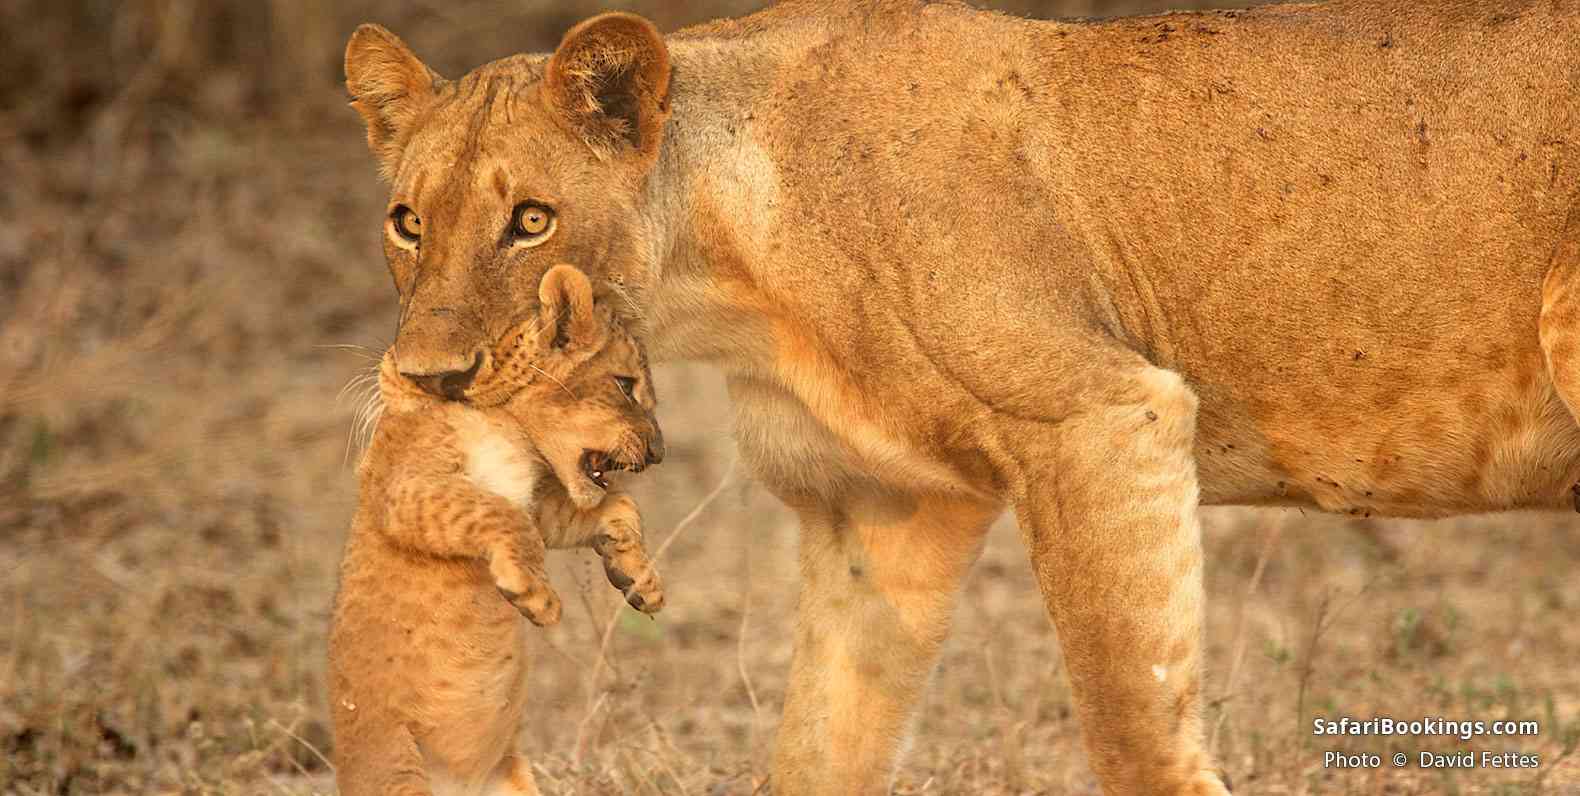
xmin=3 ymin=0 xmax=1579 ymax=793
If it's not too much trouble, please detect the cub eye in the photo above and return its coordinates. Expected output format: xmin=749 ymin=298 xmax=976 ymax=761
xmin=613 ymin=375 xmax=637 ymax=399
xmin=509 ymin=203 xmax=555 ymax=245
xmin=390 ymin=205 xmax=421 ymax=245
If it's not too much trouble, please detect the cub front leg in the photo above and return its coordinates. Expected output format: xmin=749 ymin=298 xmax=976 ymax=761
xmin=1003 ymin=364 xmax=1228 ymax=795
xmin=385 ymin=473 xmax=561 ymax=626
xmin=534 ymin=487 xmax=664 ymax=613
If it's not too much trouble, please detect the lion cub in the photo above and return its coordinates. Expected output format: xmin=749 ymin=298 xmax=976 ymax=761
xmin=329 ymin=265 xmax=665 ymax=796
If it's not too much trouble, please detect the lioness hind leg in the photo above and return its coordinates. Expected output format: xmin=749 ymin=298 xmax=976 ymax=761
xmin=770 ymin=491 xmax=999 ymax=795
xmin=1540 ymin=206 xmax=1580 ymax=434
xmin=1005 ymin=365 xmax=1228 ymax=795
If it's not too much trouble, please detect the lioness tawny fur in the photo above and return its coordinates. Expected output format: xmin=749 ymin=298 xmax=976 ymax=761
xmin=344 ymin=2 xmax=1580 ymax=792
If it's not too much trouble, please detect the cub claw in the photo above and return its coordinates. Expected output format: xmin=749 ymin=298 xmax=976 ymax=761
xmin=601 ymin=558 xmax=664 ymax=613
xmin=602 ymin=559 xmax=635 ymax=591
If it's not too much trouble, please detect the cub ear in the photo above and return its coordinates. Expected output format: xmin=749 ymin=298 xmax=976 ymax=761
xmin=537 ymin=265 xmax=602 ymax=351
xmin=543 ymin=12 xmax=672 ymax=160
xmin=344 ymin=24 xmax=442 ymax=175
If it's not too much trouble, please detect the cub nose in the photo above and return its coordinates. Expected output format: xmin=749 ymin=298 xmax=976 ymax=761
xmin=400 ymin=350 xmax=484 ymax=400
xmin=645 ymin=429 xmax=665 ymax=466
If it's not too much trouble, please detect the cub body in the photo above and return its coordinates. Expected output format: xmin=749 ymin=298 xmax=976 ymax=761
xmin=328 ymin=266 xmax=664 ymax=796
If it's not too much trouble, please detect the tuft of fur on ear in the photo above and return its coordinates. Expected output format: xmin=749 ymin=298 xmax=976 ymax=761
xmin=344 ymin=24 xmax=442 ymax=176
xmin=543 ymin=13 xmax=672 ymax=160
xmin=537 ymin=265 xmax=605 ymax=353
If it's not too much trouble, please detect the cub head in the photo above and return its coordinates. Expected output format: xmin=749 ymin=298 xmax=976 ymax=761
xmin=376 ymin=264 xmax=664 ymax=509
xmin=345 ymin=13 xmax=672 ymax=401
xmin=504 ymin=265 xmax=664 ymax=509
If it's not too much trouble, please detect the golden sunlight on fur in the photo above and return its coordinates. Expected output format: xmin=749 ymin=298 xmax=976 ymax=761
xmin=327 ymin=266 xmax=665 ymax=796
xmin=343 ymin=3 xmax=1580 ymax=793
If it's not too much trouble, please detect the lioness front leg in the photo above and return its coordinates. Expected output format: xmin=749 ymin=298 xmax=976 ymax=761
xmin=386 ymin=473 xmax=561 ymax=626
xmin=770 ymin=490 xmax=999 ymax=795
xmin=533 ymin=487 xmax=663 ymax=613
xmin=488 ymin=753 xmax=542 ymax=796
xmin=1005 ymin=365 xmax=1228 ymax=795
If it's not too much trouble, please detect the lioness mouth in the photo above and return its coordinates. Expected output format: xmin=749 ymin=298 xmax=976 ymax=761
xmin=580 ymin=450 xmax=628 ymax=490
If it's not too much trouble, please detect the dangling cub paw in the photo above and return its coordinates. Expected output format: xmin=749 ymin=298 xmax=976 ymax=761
xmin=490 ymin=557 xmax=563 ymax=626
xmin=589 ymin=496 xmax=664 ymax=613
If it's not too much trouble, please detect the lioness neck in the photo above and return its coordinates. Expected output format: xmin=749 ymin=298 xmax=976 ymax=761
xmin=639 ymin=27 xmax=825 ymax=368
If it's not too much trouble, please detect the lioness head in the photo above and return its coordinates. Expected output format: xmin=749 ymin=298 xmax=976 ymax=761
xmin=345 ymin=13 xmax=671 ymax=398
xmin=379 ymin=264 xmax=663 ymax=508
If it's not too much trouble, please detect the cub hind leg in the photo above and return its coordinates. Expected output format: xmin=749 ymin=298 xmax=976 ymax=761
xmin=330 ymin=714 xmax=432 ymax=796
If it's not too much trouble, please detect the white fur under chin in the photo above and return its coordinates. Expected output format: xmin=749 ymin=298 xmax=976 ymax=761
xmin=456 ymin=414 xmax=541 ymax=508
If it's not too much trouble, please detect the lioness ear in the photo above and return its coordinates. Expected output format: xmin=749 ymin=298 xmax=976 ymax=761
xmin=543 ymin=12 xmax=672 ymax=160
xmin=537 ymin=265 xmax=600 ymax=350
xmin=345 ymin=24 xmax=442 ymax=175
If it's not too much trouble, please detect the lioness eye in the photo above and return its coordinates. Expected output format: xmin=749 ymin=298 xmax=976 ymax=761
xmin=510 ymin=203 xmax=555 ymax=244
xmin=390 ymin=205 xmax=421 ymax=244
xmin=613 ymin=375 xmax=637 ymax=399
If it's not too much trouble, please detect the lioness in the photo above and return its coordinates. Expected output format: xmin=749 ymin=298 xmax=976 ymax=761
xmin=328 ymin=265 xmax=664 ymax=796
xmin=343 ymin=1 xmax=1580 ymax=793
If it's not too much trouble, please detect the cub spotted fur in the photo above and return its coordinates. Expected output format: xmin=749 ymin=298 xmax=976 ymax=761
xmin=328 ymin=265 xmax=664 ymax=796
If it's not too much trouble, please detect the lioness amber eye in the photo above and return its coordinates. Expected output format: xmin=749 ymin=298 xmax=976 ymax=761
xmin=510 ymin=203 xmax=554 ymax=242
xmin=613 ymin=375 xmax=637 ymax=399
xmin=391 ymin=206 xmax=421 ymax=243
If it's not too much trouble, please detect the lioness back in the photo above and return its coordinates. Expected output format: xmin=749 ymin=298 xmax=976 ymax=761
xmin=675 ymin=0 xmax=1580 ymax=517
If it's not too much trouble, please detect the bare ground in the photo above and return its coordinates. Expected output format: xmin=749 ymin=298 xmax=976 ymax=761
xmin=3 ymin=1 xmax=1579 ymax=793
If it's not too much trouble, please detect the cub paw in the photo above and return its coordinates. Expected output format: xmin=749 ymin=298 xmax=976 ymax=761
xmin=490 ymin=557 xmax=562 ymax=626
xmin=497 ymin=581 xmax=563 ymax=626
xmin=601 ymin=555 xmax=664 ymax=614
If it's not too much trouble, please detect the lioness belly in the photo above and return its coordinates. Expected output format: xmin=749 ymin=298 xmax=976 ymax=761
xmin=1188 ymin=333 xmax=1580 ymax=518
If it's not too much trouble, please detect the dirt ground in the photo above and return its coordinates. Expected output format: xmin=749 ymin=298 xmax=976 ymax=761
xmin=3 ymin=0 xmax=1579 ymax=794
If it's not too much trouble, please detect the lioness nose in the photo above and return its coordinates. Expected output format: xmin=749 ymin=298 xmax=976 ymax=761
xmin=400 ymin=350 xmax=483 ymax=400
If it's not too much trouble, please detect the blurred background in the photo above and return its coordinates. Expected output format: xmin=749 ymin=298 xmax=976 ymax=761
xmin=3 ymin=0 xmax=1579 ymax=793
